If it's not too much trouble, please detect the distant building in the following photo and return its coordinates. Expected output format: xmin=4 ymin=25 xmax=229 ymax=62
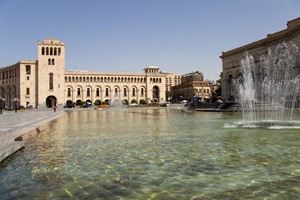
xmin=0 ymin=39 xmax=181 ymax=108
xmin=220 ymin=17 xmax=300 ymax=100
xmin=171 ymin=71 xmax=213 ymax=103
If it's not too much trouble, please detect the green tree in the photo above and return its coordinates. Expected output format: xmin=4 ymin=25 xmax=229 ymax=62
xmin=131 ymin=99 xmax=137 ymax=104
xmin=94 ymin=99 xmax=101 ymax=105
xmin=139 ymin=99 xmax=146 ymax=104
xmin=165 ymin=91 xmax=172 ymax=102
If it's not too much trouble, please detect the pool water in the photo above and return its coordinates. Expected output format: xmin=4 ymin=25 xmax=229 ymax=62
xmin=1 ymin=108 xmax=300 ymax=199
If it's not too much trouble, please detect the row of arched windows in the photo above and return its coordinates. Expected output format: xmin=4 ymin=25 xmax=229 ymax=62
xmin=41 ymin=47 xmax=61 ymax=56
xmin=66 ymin=87 xmax=145 ymax=98
xmin=149 ymin=78 xmax=162 ymax=83
xmin=65 ymin=76 xmax=147 ymax=83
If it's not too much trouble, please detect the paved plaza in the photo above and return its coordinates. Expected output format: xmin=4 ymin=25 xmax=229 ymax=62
xmin=0 ymin=108 xmax=66 ymax=162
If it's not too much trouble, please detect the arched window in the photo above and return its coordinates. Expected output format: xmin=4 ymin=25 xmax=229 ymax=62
xmin=54 ymin=47 xmax=57 ymax=55
xmin=49 ymin=73 xmax=54 ymax=90
xmin=87 ymin=88 xmax=90 ymax=97
xmin=141 ymin=88 xmax=144 ymax=96
xmin=58 ymin=47 xmax=61 ymax=55
xmin=26 ymin=88 xmax=30 ymax=95
xmin=42 ymin=47 xmax=45 ymax=55
xmin=26 ymin=65 xmax=31 ymax=74
xmin=114 ymin=88 xmax=118 ymax=97
xmin=77 ymin=88 xmax=81 ymax=96
xmin=153 ymin=86 xmax=159 ymax=99
xmin=105 ymin=88 xmax=109 ymax=97
xmin=50 ymin=47 xmax=53 ymax=55
xmin=48 ymin=59 xmax=51 ymax=65
xmin=96 ymin=88 xmax=100 ymax=96
xmin=46 ymin=47 xmax=49 ymax=55
xmin=228 ymin=75 xmax=234 ymax=99
xmin=124 ymin=88 xmax=127 ymax=96
xmin=67 ymin=88 xmax=71 ymax=97
xmin=52 ymin=59 xmax=55 ymax=65
xmin=132 ymin=88 xmax=136 ymax=97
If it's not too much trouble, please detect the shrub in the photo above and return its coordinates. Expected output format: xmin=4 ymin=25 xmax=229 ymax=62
xmin=139 ymin=99 xmax=146 ymax=104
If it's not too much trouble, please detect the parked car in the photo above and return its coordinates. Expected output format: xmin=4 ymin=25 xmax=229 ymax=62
xmin=64 ymin=104 xmax=75 ymax=108
xmin=80 ymin=104 xmax=91 ymax=108
xmin=181 ymin=100 xmax=188 ymax=104
xmin=17 ymin=105 xmax=25 ymax=110
xmin=160 ymin=102 xmax=170 ymax=107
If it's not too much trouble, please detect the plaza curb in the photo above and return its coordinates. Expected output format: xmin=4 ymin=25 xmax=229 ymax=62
xmin=0 ymin=110 xmax=67 ymax=163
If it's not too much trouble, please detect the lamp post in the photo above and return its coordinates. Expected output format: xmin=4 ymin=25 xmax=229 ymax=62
xmin=0 ymin=97 xmax=5 ymax=114
xmin=12 ymin=98 xmax=20 ymax=113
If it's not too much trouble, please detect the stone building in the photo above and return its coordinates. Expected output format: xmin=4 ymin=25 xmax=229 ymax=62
xmin=220 ymin=17 xmax=300 ymax=100
xmin=171 ymin=71 xmax=212 ymax=102
xmin=0 ymin=39 xmax=180 ymax=108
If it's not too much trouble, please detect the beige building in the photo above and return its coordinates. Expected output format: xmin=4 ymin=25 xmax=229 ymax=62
xmin=0 ymin=39 xmax=181 ymax=109
xmin=171 ymin=71 xmax=212 ymax=102
xmin=220 ymin=17 xmax=300 ymax=100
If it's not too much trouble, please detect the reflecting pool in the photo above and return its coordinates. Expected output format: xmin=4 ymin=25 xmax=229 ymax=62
xmin=1 ymin=108 xmax=300 ymax=199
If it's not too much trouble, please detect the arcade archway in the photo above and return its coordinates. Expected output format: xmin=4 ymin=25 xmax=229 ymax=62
xmin=46 ymin=96 xmax=57 ymax=107
xmin=152 ymin=86 xmax=159 ymax=101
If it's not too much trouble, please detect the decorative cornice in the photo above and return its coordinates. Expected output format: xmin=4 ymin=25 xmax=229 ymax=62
xmin=220 ymin=17 xmax=300 ymax=59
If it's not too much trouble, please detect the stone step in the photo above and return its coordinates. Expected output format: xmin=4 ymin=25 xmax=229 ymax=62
xmin=0 ymin=140 xmax=25 ymax=162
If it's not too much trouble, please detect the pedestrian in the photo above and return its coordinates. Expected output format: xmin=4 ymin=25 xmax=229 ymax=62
xmin=53 ymin=105 xmax=56 ymax=112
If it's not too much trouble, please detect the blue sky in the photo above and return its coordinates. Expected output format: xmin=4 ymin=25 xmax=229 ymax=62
xmin=0 ymin=0 xmax=299 ymax=81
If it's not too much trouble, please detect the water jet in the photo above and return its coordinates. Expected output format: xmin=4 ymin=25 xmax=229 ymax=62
xmin=236 ymin=42 xmax=300 ymax=129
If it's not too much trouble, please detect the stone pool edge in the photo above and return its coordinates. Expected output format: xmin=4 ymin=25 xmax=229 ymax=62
xmin=0 ymin=111 xmax=67 ymax=163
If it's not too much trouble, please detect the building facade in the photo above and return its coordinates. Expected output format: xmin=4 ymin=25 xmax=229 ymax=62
xmin=171 ymin=71 xmax=212 ymax=103
xmin=220 ymin=17 xmax=300 ymax=101
xmin=0 ymin=39 xmax=180 ymax=109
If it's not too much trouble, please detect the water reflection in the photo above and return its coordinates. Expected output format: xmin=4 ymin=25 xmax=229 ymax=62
xmin=0 ymin=108 xmax=300 ymax=199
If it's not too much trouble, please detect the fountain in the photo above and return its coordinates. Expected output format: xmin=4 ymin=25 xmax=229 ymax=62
xmin=236 ymin=42 xmax=300 ymax=129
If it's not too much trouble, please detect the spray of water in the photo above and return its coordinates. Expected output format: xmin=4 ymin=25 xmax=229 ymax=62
xmin=236 ymin=42 xmax=300 ymax=128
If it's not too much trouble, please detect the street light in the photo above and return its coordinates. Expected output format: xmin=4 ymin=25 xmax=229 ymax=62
xmin=0 ymin=97 xmax=5 ymax=114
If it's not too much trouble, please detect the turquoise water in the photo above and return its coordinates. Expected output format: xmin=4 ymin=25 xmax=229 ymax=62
xmin=0 ymin=108 xmax=300 ymax=199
